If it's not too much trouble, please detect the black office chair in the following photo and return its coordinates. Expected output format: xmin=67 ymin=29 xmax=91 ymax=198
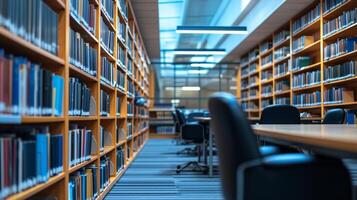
xmin=209 ymin=92 xmax=352 ymax=200
xmin=175 ymin=109 xmax=207 ymax=173
xmin=260 ymin=104 xmax=301 ymax=124
xmin=187 ymin=112 xmax=205 ymax=123
xmin=323 ymin=109 xmax=345 ymax=124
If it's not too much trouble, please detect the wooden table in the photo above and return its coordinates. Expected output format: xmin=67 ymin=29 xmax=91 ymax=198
xmin=253 ymin=124 xmax=357 ymax=158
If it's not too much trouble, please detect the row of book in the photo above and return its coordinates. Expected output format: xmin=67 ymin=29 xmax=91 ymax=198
xmin=0 ymin=128 xmax=63 ymax=199
xmin=118 ymin=19 xmax=126 ymax=42
xmin=68 ymin=165 xmax=98 ymax=200
xmin=0 ymin=50 xmax=64 ymax=116
xmin=100 ymin=156 xmax=111 ymax=192
xmin=155 ymin=126 xmax=175 ymax=134
xmin=69 ymin=77 xmax=92 ymax=116
xmin=101 ymin=57 xmax=115 ymax=87
xmin=261 ymin=70 xmax=272 ymax=81
xmin=274 ymin=46 xmax=290 ymax=60
xmin=242 ymin=66 xmax=249 ymax=77
xmin=100 ymin=17 xmax=115 ymax=55
xmin=249 ymin=89 xmax=258 ymax=97
xmin=324 ymin=37 xmax=357 ymax=60
xmin=262 ymin=99 xmax=273 ymax=109
xmin=248 ymin=102 xmax=259 ymax=110
xmin=274 ymin=30 xmax=290 ymax=45
xmin=127 ymin=35 xmax=133 ymax=56
xmin=117 ymin=69 xmax=125 ymax=90
xmin=249 ymin=48 xmax=259 ymax=61
xmin=127 ymin=102 xmax=133 ymax=115
xmin=248 ymin=76 xmax=258 ymax=87
xmin=128 ymin=58 xmax=133 ymax=75
xmin=275 ymin=97 xmax=290 ymax=105
xmin=261 ymin=41 xmax=273 ymax=53
xmin=323 ymin=8 xmax=357 ymax=37
xmin=324 ymin=87 xmax=354 ymax=104
xmin=127 ymin=122 xmax=133 ymax=139
xmin=0 ymin=0 xmax=58 ymax=54
xmin=100 ymin=90 xmax=111 ymax=116
xmin=249 ymin=63 xmax=258 ymax=73
xmin=292 ymin=56 xmax=312 ymax=71
xmin=69 ymin=125 xmax=93 ymax=167
xmin=262 ymin=54 xmax=273 ymax=66
xmin=293 ymin=35 xmax=314 ymax=52
xmin=241 ymin=102 xmax=248 ymax=111
xmin=241 ymin=80 xmax=248 ymax=89
xmin=118 ymin=0 xmax=128 ymax=19
xmin=292 ymin=3 xmax=320 ymax=34
xmin=128 ymin=80 xmax=135 ymax=96
xmin=275 ymin=61 xmax=291 ymax=76
xmin=275 ymin=79 xmax=290 ymax=92
xmin=118 ymin=45 xmax=126 ymax=68
xmin=293 ymin=91 xmax=321 ymax=107
xmin=70 ymin=28 xmax=97 ymax=77
xmin=324 ymin=60 xmax=357 ymax=82
xmin=242 ymin=91 xmax=248 ymax=99
xmin=70 ymin=0 xmax=97 ymax=34
xmin=117 ymin=146 xmax=124 ymax=173
xmin=101 ymin=0 xmax=114 ymax=22
xmin=292 ymin=70 xmax=321 ymax=89
xmin=262 ymin=85 xmax=273 ymax=96
xmin=116 ymin=96 xmax=121 ymax=116
xmin=323 ymin=0 xmax=347 ymax=14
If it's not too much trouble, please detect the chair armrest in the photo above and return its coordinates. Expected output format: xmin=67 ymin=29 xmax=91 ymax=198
xmin=237 ymin=154 xmax=352 ymax=200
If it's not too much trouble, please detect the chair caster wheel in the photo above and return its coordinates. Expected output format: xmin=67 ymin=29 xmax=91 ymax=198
xmin=177 ymin=165 xmax=181 ymax=169
xmin=176 ymin=170 xmax=180 ymax=174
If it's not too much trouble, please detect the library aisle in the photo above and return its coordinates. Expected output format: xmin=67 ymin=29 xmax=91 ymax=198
xmin=105 ymin=139 xmax=223 ymax=200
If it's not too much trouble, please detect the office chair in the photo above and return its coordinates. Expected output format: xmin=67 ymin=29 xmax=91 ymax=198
xmin=260 ymin=104 xmax=301 ymax=124
xmin=209 ymin=92 xmax=352 ymax=200
xmin=323 ymin=109 xmax=345 ymax=124
xmin=175 ymin=109 xmax=208 ymax=173
xmin=187 ymin=112 xmax=205 ymax=123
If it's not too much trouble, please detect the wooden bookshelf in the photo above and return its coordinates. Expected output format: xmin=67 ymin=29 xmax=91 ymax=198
xmin=0 ymin=0 xmax=150 ymax=199
xmin=238 ymin=0 xmax=357 ymax=121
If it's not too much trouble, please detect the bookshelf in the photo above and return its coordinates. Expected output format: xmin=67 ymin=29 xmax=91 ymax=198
xmin=238 ymin=0 xmax=357 ymax=122
xmin=0 ymin=0 xmax=150 ymax=199
xmin=149 ymin=107 xmax=177 ymax=138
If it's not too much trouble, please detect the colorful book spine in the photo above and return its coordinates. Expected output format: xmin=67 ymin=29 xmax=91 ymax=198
xmin=293 ymin=91 xmax=321 ymax=107
xmin=292 ymin=70 xmax=321 ymax=89
xmin=323 ymin=8 xmax=357 ymax=37
xmin=69 ymin=77 xmax=92 ymax=116
xmin=324 ymin=37 xmax=357 ymax=60
xmin=68 ymin=125 xmax=93 ymax=167
xmin=324 ymin=87 xmax=354 ymax=104
xmin=68 ymin=165 xmax=98 ymax=200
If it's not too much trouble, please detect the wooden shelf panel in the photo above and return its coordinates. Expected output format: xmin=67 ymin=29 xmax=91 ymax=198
xmin=70 ymin=14 xmax=98 ymax=44
xmin=69 ymin=156 xmax=98 ymax=173
xmin=0 ymin=27 xmax=65 ymax=66
xmin=69 ymin=64 xmax=98 ymax=83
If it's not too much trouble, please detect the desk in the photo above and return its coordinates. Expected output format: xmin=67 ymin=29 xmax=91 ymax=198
xmin=253 ymin=124 xmax=357 ymax=158
xmin=194 ymin=117 xmax=214 ymax=176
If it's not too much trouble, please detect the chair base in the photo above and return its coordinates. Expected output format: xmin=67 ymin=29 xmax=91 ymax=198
xmin=176 ymin=146 xmax=197 ymax=155
xmin=176 ymin=161 xmax=208 ymax=174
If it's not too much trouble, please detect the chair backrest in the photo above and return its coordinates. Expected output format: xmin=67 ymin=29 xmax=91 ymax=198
xmin=323 ymin=109 xmax=345 ymax=124
xmin=175 ymin=109 xmax=186 ymax=126
xmin=208 ymin=92 xmax=260 ymax=200
xmin=260 ymin=104 xmax=301 ymax=124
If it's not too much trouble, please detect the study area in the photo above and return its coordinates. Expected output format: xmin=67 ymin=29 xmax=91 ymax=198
xmin=1 ymin=0 xmax=357 ymax=199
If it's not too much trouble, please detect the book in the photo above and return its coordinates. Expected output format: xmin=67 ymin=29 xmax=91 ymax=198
xmin=116 ymin=146 xmax=124 ymax=173
xmin=0 ymin=127 xmax=63 ymax=199
xmin=70 ymin=0 xmax=97 ymax=34
xmin=274 ymin=30 xmax=290 ymax=45
xmin=0 ymin=49 xmax=64 ymax=116
xmin=292 ymin=3 xmax=321 ymax=34
xmin=116 ymin=69 xmax=125 ymax=90
xmin=274 ymin=46 xmax=290 ymax=60
xmin=261 ymin=85 xmax=273 ymax=97
xmin=260 ymin=40 xmax=273 ymax=53
xmin=116 ymin=97 xmax=121 ymax=116
xmin=101 ymin=0 xmax=114 ymax=23
xmin=323 ymin=8 xmax=357 ymax=37
xmin=68 ymin=125 xmax=93 ymax=167
xmin=118 ymin=0 xmax=128 ymax=19
xmin=274 ymin=60 xmax=291 ymax=76
xmin=323 ymin=0 xmax=348 ymax=14
xmin=324 ymin=87 xmax=354 ymax=104
xmin=262 ymin=99 xmax=273 ymax=109
xmin=100 ymin=17 xmax=115 ymax=55
xmin=275 ymin=79 xmax=290 ymax=92
xmin=261 ymin=54 xmax=273 ymax=66
xmin=324 ymin=37 xmax=357 ymax=60
xmin=69 ymin=28 xmax=97 ymax=77
xmin=99 ymin=156 xmax=110 ymax=191
xmin=101 ymin=56 xmax=115 ymax=87
xmin=293 ymin=35 xmax=314 ymax=52
xmin=68 ymin=165 xmax=98 ymax=200
xmin=275 ymin=97 xmax=290 ymax=105
xmin=324 ymin=60 xmax=357 ymax=82
xmin=292 ymin=70 xmax=321 ymax=89
xmin=69 ymin=77 xmax=92 ymax=116
xmin=100 ymin=90 xmax=110 ymax=116
xmin=293 ymin=91 xmax=321 ymax=107
xmin=0 ymin=0 xmax=58 ymax=54
xmin=292 ymin=56 xmax=312 ymax=71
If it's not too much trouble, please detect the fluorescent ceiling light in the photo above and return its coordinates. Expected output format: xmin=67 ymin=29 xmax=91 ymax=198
xmin=188 ymin=70 xmax=209 ymax=74
xmin=182 ymin=86 xmax=200 ymax=91
xmin=171 ymin=49 xmax=226 ymax=55
xmin=191 ymin=63 xmax=215 ymax=68
xmin=230 ymin=86 xmax=237 ymax=90
xmin=176 ymin=26 xmax=248 ymax=35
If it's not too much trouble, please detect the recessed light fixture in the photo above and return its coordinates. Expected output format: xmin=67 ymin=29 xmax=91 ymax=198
xmin=176 ymin=26 xmax=248 ymax=35
xmin=188 ymin=70 xmax=209 ymax=74
xmin=190 ymin=63 xmax=216 ymax=68
xmin=170 ymin=49 xmax=226 ymax=55
xmin=182 ymin=86 xmax=201 ymax=91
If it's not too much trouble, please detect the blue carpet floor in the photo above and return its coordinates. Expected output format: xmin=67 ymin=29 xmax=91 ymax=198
xmin=105 ymin=139 xmax=223 ymax=200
